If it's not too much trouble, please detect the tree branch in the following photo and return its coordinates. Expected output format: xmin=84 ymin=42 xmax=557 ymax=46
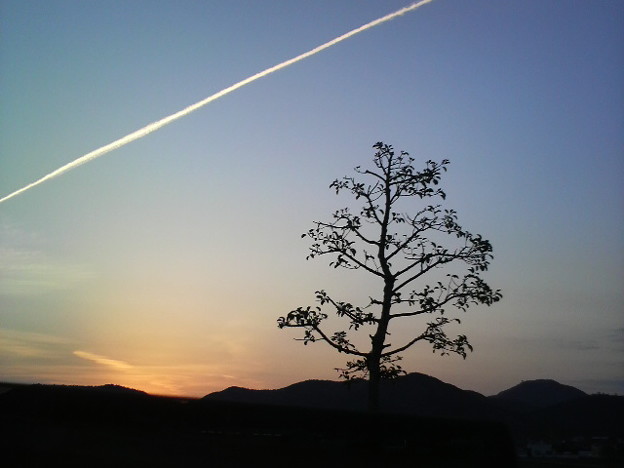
xmin=311 ymin=326 xmax=367 ymax=357
xmin=382 ymin=333 xmax=428 ymax=358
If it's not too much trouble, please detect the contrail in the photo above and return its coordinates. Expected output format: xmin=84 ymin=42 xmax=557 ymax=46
xmin=0 ymin=0 xmax=434 ymax=204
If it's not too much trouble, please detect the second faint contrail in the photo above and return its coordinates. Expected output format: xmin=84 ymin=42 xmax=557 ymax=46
xmin=0 ymin=0 xmax=434 ymax=204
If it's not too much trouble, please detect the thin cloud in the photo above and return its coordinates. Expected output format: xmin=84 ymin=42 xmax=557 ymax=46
xmin=0 ymin=247 xmax=94 ymax=296
xmin=609 ymin=328 xmax=624 ymax=349
xmin=73 ymin=350 xmax=133 ymax=371
xmin=1 ymin=328 xmax=72 ymax=359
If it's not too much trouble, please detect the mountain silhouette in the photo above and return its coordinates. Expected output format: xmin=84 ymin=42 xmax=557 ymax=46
xmin=204 ymin=372 xmax=501 ymax=419
xmin=491 ymin=379 xmax=587 ymax=409
xmin=205 ymin=373 xmax=624 ymax=442
xmin=0 ymin=382 xmax=147 ymax=408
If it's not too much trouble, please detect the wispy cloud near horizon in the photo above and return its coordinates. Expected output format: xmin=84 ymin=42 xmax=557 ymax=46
xmin=1 ymin=328 xmax=72 ymax=359
xmin=73 ymin=350 xmax=134 ymax=371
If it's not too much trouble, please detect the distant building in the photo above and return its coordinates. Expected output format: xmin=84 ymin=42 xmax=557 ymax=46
xmin=525 ymin=440 xmax=554 ymax=458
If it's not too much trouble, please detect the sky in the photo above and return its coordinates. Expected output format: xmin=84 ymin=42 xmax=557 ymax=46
xmin=1 ymin=0 xmax=622 ymax=398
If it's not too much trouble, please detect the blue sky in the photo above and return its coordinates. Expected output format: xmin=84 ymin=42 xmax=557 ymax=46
xmin=1 ymin=0 xmax=623 ymax=397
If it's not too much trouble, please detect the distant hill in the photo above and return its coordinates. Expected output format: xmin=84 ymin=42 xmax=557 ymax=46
xmin=205 ymin=378 xmax=366 ymax=411
xmin=491 ymin=379 xmax=587 ymax=409
xmin=0 ymin=382 xmax=147 ymax=399
xmin=205 ymin=372 xmax=503 ymax=420
xmin=205 ymin=373 xmax=624 ymax=441
xmin=0 ymin=382 xmax=151 ymax=422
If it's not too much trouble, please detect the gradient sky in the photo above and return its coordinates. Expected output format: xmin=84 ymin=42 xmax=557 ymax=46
xmin=1 ymin=0 xmax=623 ymax=398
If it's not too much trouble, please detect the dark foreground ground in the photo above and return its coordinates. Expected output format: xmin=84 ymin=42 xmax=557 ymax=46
xmin=0 ymin=383 xmax=518 ymax=467
xmin=2 ymin=383 xmax=622 ymax=467
xmin=518 ymin=461 xmax=623 ymax=468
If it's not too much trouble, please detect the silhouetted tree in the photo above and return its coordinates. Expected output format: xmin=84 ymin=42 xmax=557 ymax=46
xmin=278 ymin=142 xmax=501 ymax=412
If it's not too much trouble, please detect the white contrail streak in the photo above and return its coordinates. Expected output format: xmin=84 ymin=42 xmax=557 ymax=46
xmin=0 ymin=0 xmax=434 ymax=204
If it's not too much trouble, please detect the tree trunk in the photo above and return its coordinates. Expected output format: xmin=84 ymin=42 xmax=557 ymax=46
xmin=367 ymin=279 xmax=394 ymax=412
xmin=368 ymin=164 xmax=394 ymax=413
xmin=367 ymin=277 xmax=394 ymax=412
xmin=367 ymin=354 xmax=381 ymax=412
